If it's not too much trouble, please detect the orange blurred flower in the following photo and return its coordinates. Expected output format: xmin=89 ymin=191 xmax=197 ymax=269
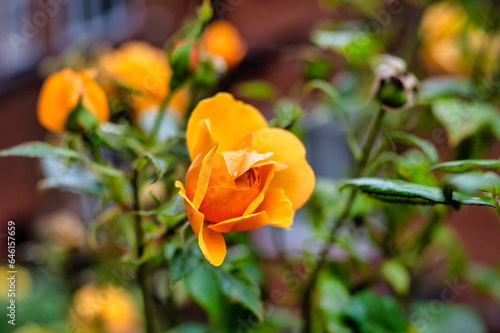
xmin=176 ymin=93 xmax=315 ymax=266
xmin=71 ymin=284 xmax=141 ymax=333
xmin=99 ymin=41 xmax=190 ymax=119
xmin=37 ymin=68 xmax=109 ymax=132
xmin=202 ymin=20 xmax=247 ymax=71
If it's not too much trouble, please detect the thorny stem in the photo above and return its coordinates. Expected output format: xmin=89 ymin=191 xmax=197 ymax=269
xmin=302 ymin=107 xmax=385 ymax=333
xmin=132 ymin=169 xmax=157 ymax=333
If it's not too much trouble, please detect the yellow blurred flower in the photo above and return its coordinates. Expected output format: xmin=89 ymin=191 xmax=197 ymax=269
xmin=419 ymin=1 xmax=500 ymax=75
xmin=202 ymin=20 xmax=247 ymax=71
xmin=0 ymin=265 xmax=32 ymax=301
xmin=37 ymin=68 xmax=110 ymax=132
xmin=71 ymin=284 xmax=141 ymax=333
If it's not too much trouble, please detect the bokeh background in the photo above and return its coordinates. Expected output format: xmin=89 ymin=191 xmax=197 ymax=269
xmin=1 ymin=0 xmax=500 ymax=332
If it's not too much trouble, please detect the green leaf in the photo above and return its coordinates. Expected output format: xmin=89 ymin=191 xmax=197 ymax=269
xmin=141 ymin=194 xmax=186 ymax=217
xmin=341 ymin=178 xmax=494 ymax=207
xmin=166 ymin=323 xmax=208 ymax=333
xmin=87 ymin=162 xmax=128 ymax=179
xmin=0 ymin=141 xmax=85 ymax=160
xmin=141 ymin=194 xmax=186 ymax=229
xmin=418 ymin=77 xmax=474 ymax=105
xmin=214 ymin=268 xmax=263 ymax=321
xmin=431 ymin=99 xmax=497 ymax=146
xmin=380 ymin=260 xmax=410 ymax=295
xmin=342 ymin=291 xmax=408 ymax=333
xmin=388 ymin=132 xmax=439 ymax=165
xmin=143 ymin=152 xmax=168 ymax=183
xmin=39 ymin=173 xmax=103 ymax=196
xmin=185 ymin=264 xmax=223 ymax=324
xmin=269 ymin=99 xmax=303 ymax=129
xmin=311 ymin=29 xmax=380 ymax=63
xmin=445 ymin=172 xmax=500 ymax=194
xmin=467 ymin=265 xmax=500 ymax=301
xmin=234 ymin=80 xmax=279 ymax=101
xmin=170 ymin=244 xmax=204 ymax=284
xmin=411 ymin=303 xmax=486 ymax=333
xmin=39 ymin=156 xmax=103 ymax=196
xmin=430 ymin=159 xmax=500 ymax=173
xmin=304 ymin=79 xmax=343 ymax=104
xmin=318 ymin=272 xmax=352 ymax=333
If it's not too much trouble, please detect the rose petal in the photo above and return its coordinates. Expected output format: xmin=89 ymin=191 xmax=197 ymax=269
xmin=186 ymin=93 xmax=268 ymax=160
xmin=80 ymin=71 xmax=110 ymax=123
xmin=251 ymin=128 xmax=315 ymax=209
xmin=176 ymin=181 xmax=226 ymax=266
xmin=208 ymin=188 xmax=294 ymax=233
xmin=191 ymin=119 xmax=217 ymax=161
xmin=198 ymin=221 xmax=226 ymax=267
xmin=176 ymin=181 xmax=204 ymax=235
xmin=256 ymin=188 xmax=294 ymax=228
xmin=269 ymin=159 xmax=315 ymax=210
xmin=221 ymin=149 xmax=274 ymax=179
xmin=192 ymin=144 xmax=218 ymax=209
xmin=37 ymin=69 xmax=83 ymax=132
xmin=242 ymin=163 xmax=275 ymax=215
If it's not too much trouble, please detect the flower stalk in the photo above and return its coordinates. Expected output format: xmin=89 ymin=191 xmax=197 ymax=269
xmin=301 ymin=106 xmax=385 ymax=333
xmin=132 ymin=168 xmax=157 ymax=333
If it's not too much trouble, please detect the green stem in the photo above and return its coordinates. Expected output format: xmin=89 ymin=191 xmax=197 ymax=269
xmin=148 ymin=90 xmax=174 ymax=144
xmin=132 ymin=169 xmax=157 ymax=333
xmin=492 ymin=188 xmax=500 ymax=216
xmin=301 ymin=107 xmax=385 ymax=333
xmin=410 ymin=210 xmax=440 ymax=256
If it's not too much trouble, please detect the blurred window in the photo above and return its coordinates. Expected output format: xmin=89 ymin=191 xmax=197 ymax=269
xmin=0 ymin=0 xmax=144 ymax=84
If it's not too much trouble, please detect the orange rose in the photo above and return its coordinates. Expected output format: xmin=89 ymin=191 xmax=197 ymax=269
xmin=37 ymin=68 xmax=109 ymax=132
xmin=98 ymin=41 xmax=190 ymax=120
xmin=176 ymin=93 xmax=315 ymax=266
xmin=202 ymin=21 xmax=247 ymax=70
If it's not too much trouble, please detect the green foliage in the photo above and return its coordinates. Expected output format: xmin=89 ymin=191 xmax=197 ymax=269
xmin=431 ymin=99 xmax=499 ymax=146
xmin=166 ymin=323 xmax=208 ymax=333
xmin=430 ymin=159 xmax=500 ymax=173
xmin=388 ymin=132 xmax=439 ymax=165
xmin=311 ymin=29 xmax=380 ymax=64
xmin=341 ymin=178 xmax=495 ymax=207
xmin=170 ymin=243 xmax=204 ymax=285
xmin=379 ymin=260 xmax=410 ymax=295
xmin=0 ymin=141 xmax=84 ymax=160
xmin=411 ymin=303 xmax=486 ymax=333
xmin=185 ymin=263 xmax=223 ymax=324
xmin=135 ymin=152 xmax=168 ymax=183
xmin=317 ymin=273 xmax=351 ymax=333
xmin=269 ymin=99 xmax=303 ymax=129
xmin=342 ymin=291 xmax=408 ymax=333
xmin=214 ymin=268 xmax=263 ymax=322
xmin=234 ymin=80 xmax=279 ymax=101
xmin=418 ymin=77 xmax=474 ymax=105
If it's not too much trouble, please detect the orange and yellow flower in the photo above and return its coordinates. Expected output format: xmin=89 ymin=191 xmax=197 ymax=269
xmin=176 ymin=93 xmax=315 ymax=266
xmin=37 ymin=68 xmax=109 ymax=132
xmin=202 ymin=21 xmax=247 ymax=71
